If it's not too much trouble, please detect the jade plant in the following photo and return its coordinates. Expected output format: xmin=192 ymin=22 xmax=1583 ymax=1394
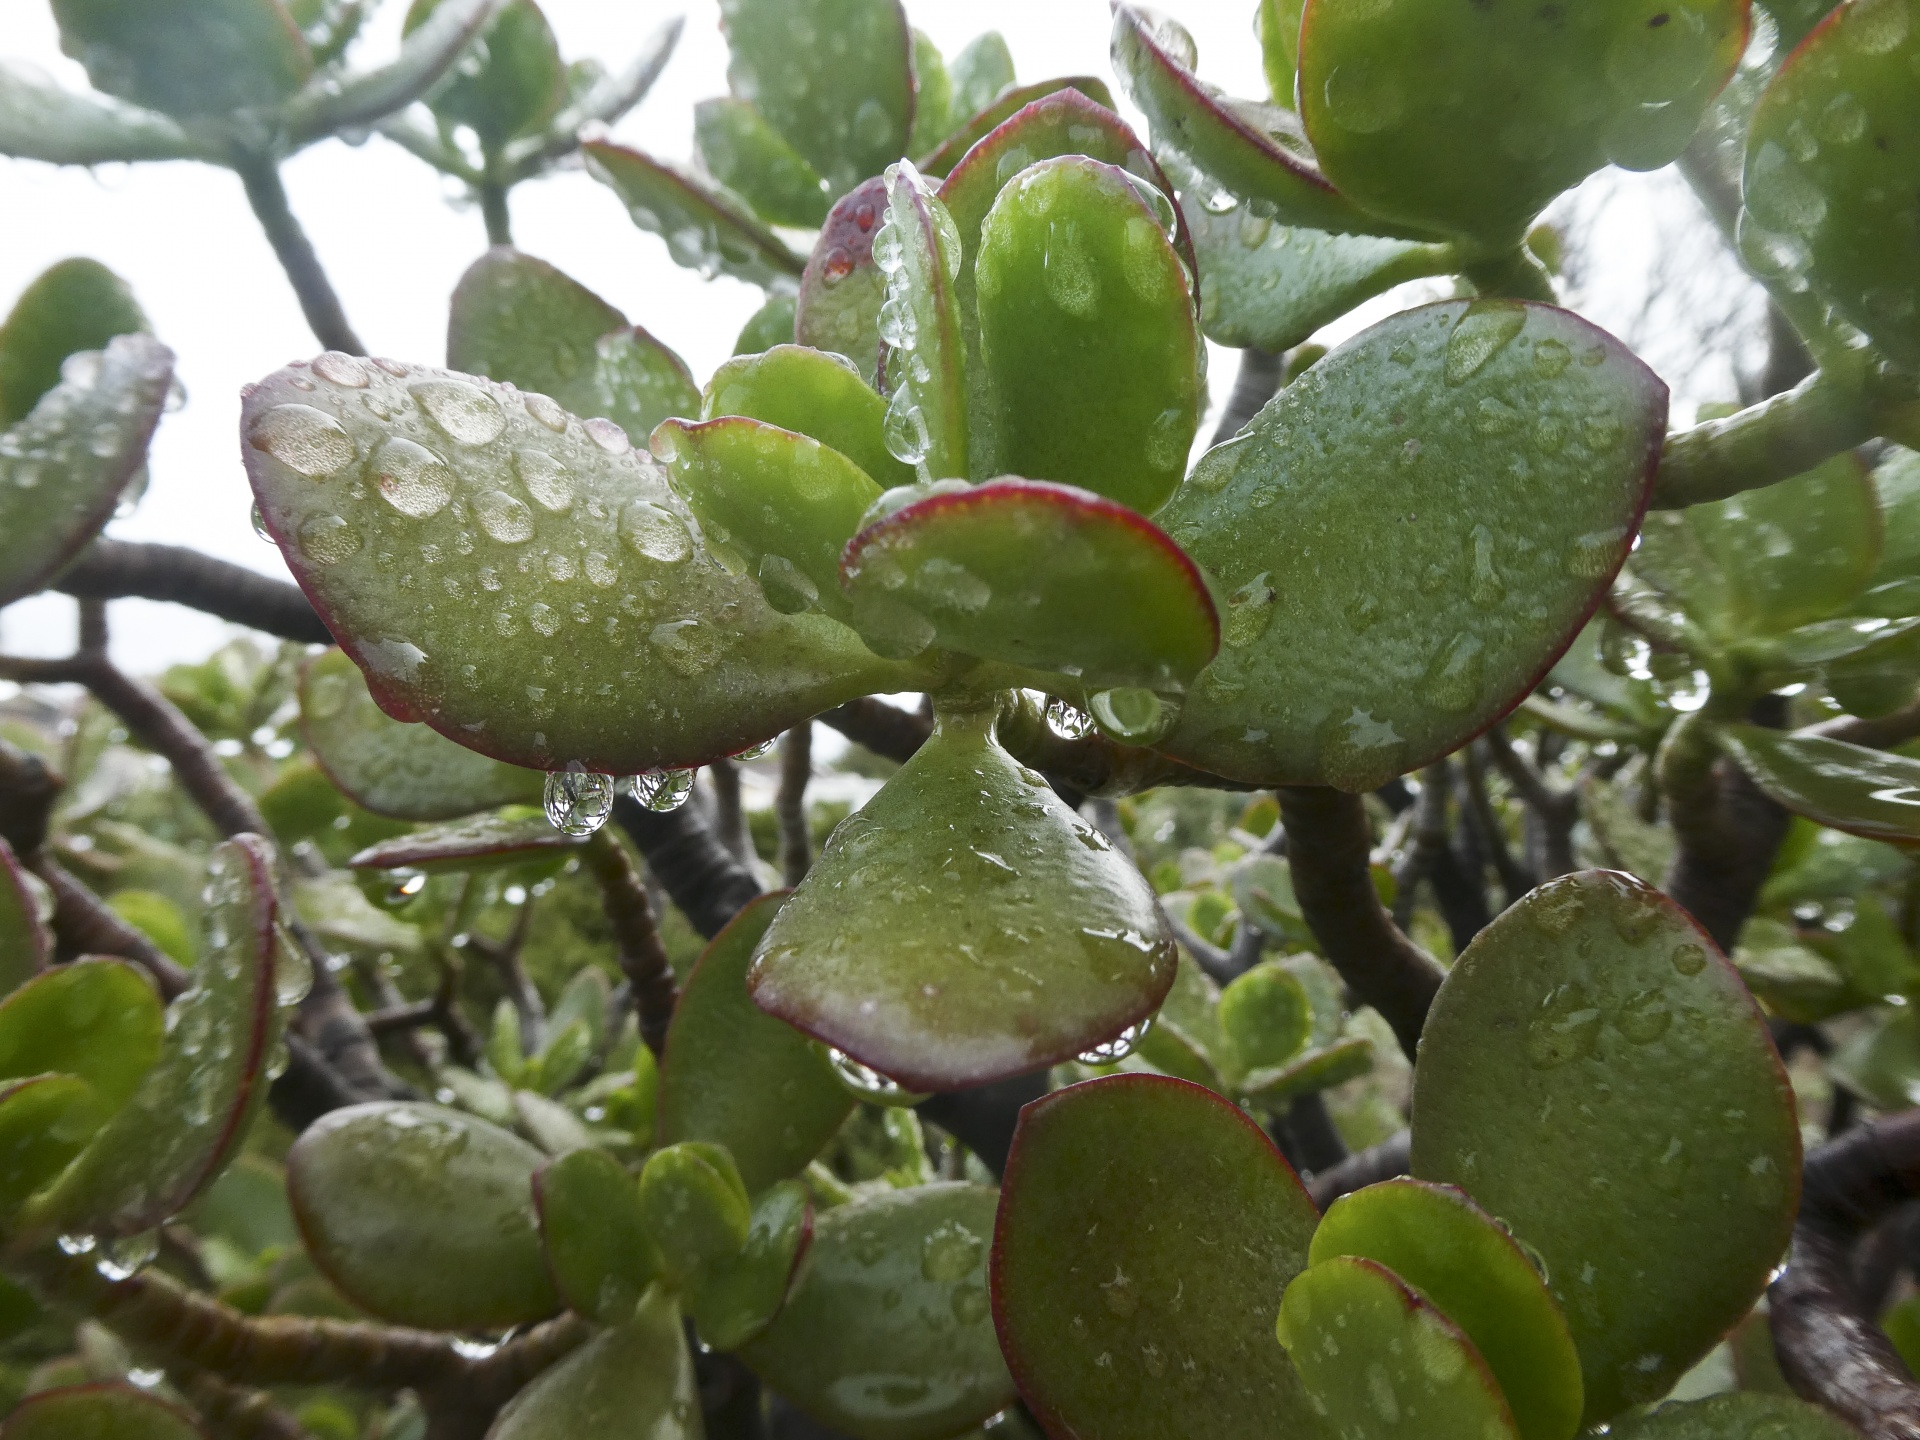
xmin=9 ymin=0 xmax=1920 ymax=1436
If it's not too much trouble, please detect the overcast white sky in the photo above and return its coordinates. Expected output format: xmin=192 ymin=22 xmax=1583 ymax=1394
xmin=0 ymin=0 xmax=1720 ymax=671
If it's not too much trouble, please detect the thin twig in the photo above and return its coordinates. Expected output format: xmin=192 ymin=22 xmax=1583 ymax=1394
xmin=0 ymin=737 xmax=61 ymax=857
xmin=182 ymin=1370 xmax=318 ymax=1440
xmin=777 ymin=723 xmax=813 ymax=886
xmin=818 ymin=696 xmax=930 ymax=763
xmin=706 ymin=758 xmax=755 ymax=865
xmin=55 ymin=540 xmax=333 ymax=645
xmin=232 ymin=154 xmax=366 ymax=356
xmin=1482 ymin=723 xmax=1578 ymax=881
xmin=1306 ymin=1131 xmax=1411 ymax=1211
xmin=1460 ymin=742 xmax=1535 ymax=904
xmin=582 ymin=828 xmax=678 ymax=1055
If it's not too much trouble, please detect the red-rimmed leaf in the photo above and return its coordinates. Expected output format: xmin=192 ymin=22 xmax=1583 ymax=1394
xmin=0 ymin=1381 xmax=207 ymax=1440
xmin=1718 ymin=722 xmax=1920 ymax=847
xmin=347 ymin=813 xmax=581 ymax=872
xmin=0 ymin=958 xmax=163 ymax=1128
xmin=992 ymin=1073 xmax=1323 ymax=1440
xmin=918 ymin=77 xmax=1120 ymax=177
xmin=0 ymin=837 xmax=48 ymax=998
xmin=1604 ymin=1394 xmax=1865 ymax=1440
xmin=704 ymin=345 xmax=915 ymax=492
xmin=797 ymin=177 xmax=890 ymax=386
xmin=876 ymin=160 xmax=971 ymax=483
xmin=840 ymin=478 xmax=1218 ymax=693
xmin=748 ymin=703 xmax=1176 ymax=1091
xmin=584 ymin=142 xmax=806 ymax=289
xmin=1156 ymin=300 xmax=1666 ymax=791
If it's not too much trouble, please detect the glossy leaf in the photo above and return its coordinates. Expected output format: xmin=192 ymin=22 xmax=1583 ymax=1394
xmin=992 ymin=1074 xmax=1323 ymax=1440
xmin=798 ymin=177 xmax=890 ymax=386
xmin=1259 ymin=0 xmax=1306 ymax=102
xmin=749 ymin=703 xmax=1176 ymax=1090
xmin=703 ymin=345 xmax=915 ymax=491
xmin=1186 ymin=202 xmax=1454 ymax=356
xmin=0 ymin=959 xmax=163 ymax=1127
xmin=919 ymin=78 xmax=1121 ymax=178
xmin=658 ymin=892 xmax=853 ymax=1194
xmin=347 ymin=812 xmax=580 ymax=872
xmin=653 ymin=416 xmax=883 ymax=623
xmin=1298 ymin=0 xmax=1750 ymax=251
xmin=0 ymin=1077 xmax=102 ymax=1216
xmin=841 ymin=479 xmax=1218 ymax=692
xmin=490 ymin=1285 xmax=701 ymax=1440
xmin=288 ymin=1101 xmax=559 ymax=1330
xmin=1310 ymin=1179 xmax=1583 ymax=1440
xmin=0 ymin=258 xmax=149 ymax=427
xmin=585 ymin=142 xmax=807 ymax=289
xmin=405 ymin=0 xmax=562 ymax=148
xmin=1604 ymin=1394 xmax=1862 ymax=1440
xmin=301 ymin=648 xmax=542 ymax=820
xmin=1111 ymin=5 xmax=1406 ymax=237
xmin=717 ymin=0 xmax=913 ymax=194
xmin=0 ymin=1382 xmax=207 ymax=1440
xmin=1277 ymin=1256 xmax=1519 ymax=1440
xmin=1744 ymin=0 xmax=1920 ymax=368
xmin=0 ymin=333 xmax=174 ymax=608
xmin=743 ymin=1183 xmax=1012 ymax=1440
xmin=1156 ymin=300 xmax=1666 ymax=791
xmin=876 ymin=160 xmax=971 ymax=483
xmin=907 ymin=30 xmax=953 ymax=158
xmin=245 ymin=356 xmax=910 ymax=774
xmin=24 ymin=836 xmax=280 ymax=1238
xmin=949 ymin=32 xmax=1017 ymax=127
xmin=639 ymin=1141 xmax=752 ymax=1291
xmin=50 ymin=0 xmax=312 ymax=118
xmin=1410 ymin=870 xmax=1800 ymax=1422
xmin=0 ymin=837 xmax=48 ymax=998
xmin=689 ymin=1178 xmax=812 ymax=1349
xmin=974 ymin=156 xmax=1201 ymax=513
xmin=695 ymin=97 xmax=832 ymax=228
xmin=0 ymin=61 xmax=200 ymax=165
xmin=533 ymin=1145 xmax=657 ymax=1323
xmin=1717 ymin=722 xmax=1920 ymax=847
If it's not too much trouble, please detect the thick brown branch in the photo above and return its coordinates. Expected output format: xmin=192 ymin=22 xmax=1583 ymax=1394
xmin=1306 ymin=1130 xmax=1411 ymax=1211
xmin=584 ymin=828 xmax=679 ymax=1055
xmin=0 ymin=736 xmax=61 ymax=856
xmin=818 ymin=697 xmax=930 ymax=765
xmin=615 ymin=795 xmax=762 ymax=940
xmin=1660 ymin=703 xmax=1793 ymax=953
xmin=55 ymin=540 xmax=333 ymax=645
xmin=29 ymin=854 xmax=190 ymax=998
xmin=777 ymin=723 xmax=813 ymax=886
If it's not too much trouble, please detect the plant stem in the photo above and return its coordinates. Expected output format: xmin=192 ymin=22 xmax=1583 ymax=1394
xmin=615 ymin=795 xmax=763 ymax=940
xmin=582 ymin=828 xmax=679 ymax=1055
xmin=479 ymin=176 xmax=513 ymax=247
xmin=57 ymin=541 xmax=333 ymax=646
xmin=706 ymin=759 xmax=754 ymax=865
xmin=1462 ymin=246 xmax=1556 ymax=303
xmin=777 ymin=723 xmax=813 ymax=886
xmin=232 ymin=154 xmax=367 ymax=357
xmin=1210 ymin=348 xmax=1282 ymax=446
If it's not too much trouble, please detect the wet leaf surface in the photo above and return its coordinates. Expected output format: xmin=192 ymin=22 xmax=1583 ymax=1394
xmin=798 ymin=177 xmax=891 ymax=386
xmin=584 ymin=142 xmax=807 ymax=289
xmin=288 ymin=1100 xmax=560 ymax=1330
xmin=918 ymin=78 xmax=1120 ymax=178
xmin=876 ymin=161 xmax=971 ymax=483
xmin=1410 ymin=871 xmax=1799 ymax=1423
xmin=0 ymin=258 xmax=148 ymax=427
xmin=0 ymin=1077 xmax=101 ymax=1217
xmin=0 ymin=959 xmax=163 ymax=1129
xmin=489 ymin=1285 xmax=701 ymax=1440
xmin=346 ymin=811 xmax=581 ymax=872
xmin=992 ymin=1074 xmax=1325 ymax=1440
xmin=0 ymin=61 xmax=201 ymax=166
xmin=50 ymin=0 xmax=312 ymax=118
xmin=0 ymin=1380 xmax=208 ymax=1439
xmin=1718 ymin=722 xmax=1920 ymax=847
xmin=749 ymin=704 xmax=1176 ymax=1090
xmin=638 ymin=1141 xmax=752 ymax=1291
xmin=406 ymin=0 xmax=562 ymax=148
xmin=533 ymin=1145 xmax=658 ymax=1323
xmin=704 ymin=345 xmax=914 ymax=492
xmin=1604 ymin=1393 xmax=1866 ymax=1440
xmin=689 ymin=1178 xmax=812 ymax=1349
xmin=1156 ymin=300 xmax=1665 ymax=791
xmin=744 ymin=1182 xmax=1012 ymax=1440
xmin=696 ymin=96 xmax=832 ymax=228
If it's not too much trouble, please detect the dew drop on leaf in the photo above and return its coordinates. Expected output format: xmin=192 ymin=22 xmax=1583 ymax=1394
xmin=583 ymin=417 xmax=631 ymax=454
xmin=523 ymin=392 xmax=570 ymax=432
xmin=1670 ymin=943 xmax=1707 ymax=976
xmin=1089 ymin=688 xmax=1178 ymax=744
xmin=1444 ymin=301 xmax=1528 ymax=385
xmin=823 ymin=1046 xmax=924 ymax=1105
xmin=312 ymin=351 xmax=370 ymax=388
xmin=620 ymin=499 xmax=692 ymax=563
xmin=1045 ymin=697 xmax=1096 ymax=740
xmin=474 ymin=489 xmax=535 ymax=544
xmin=544 ymin=769 xmax=615 ymax=836
xmin=369 ymin=437 xmax=454 ymax=518
xmin=248 ymin=404 xmax=356 ymax=477
xmin=512 ymin=447 xmax=574 ymax=512
xmin=921 ymin=1219 xmax=984 ymax=1282
xmin=1846 ymin=0 xmax=1911 ymax=54
xmin=298 ymin=513 xmax=362 ymax=566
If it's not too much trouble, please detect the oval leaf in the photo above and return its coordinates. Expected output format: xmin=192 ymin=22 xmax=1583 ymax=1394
xmin=0 ymin=1382 xmax=207 ymax=1440
xmin=1156 ymin=300 xmax=1666 ymax=790
xmin=877 ymin=160 xmax=971 ymax=483
xmin=50 ymin=0 xmax=312 ymax=118
xmin=490 ymin=1285 xmax=701 ymax=1440
xmin=245 ymin=357 xmax=909 ymax=774
xmin=841 ymin=478 xmax=1218 ymax=693
xmin=992 ymin=1073 xmax=1324 ymax=1440
xmin=288 ymin=1100 xmax=560 ymax=1330
xmin=689 ymin=1178 xmax=812 ymax=1350
xmin=0 ymin=332 xmax=174 ymax=607
xmin=743 ymin=1182 xmax=1012 ymax=1440
xmin=584 ymin=141 xmax=807 ymax=288
xmin=748 ymin=704 xmax=1176 ymax=1090
xmin=1717 ymin=722 xmax=1920 ymax=847
xmin=658 ymin=892 xmax=853 ymax=1194
xmin=695 ymin=96 xmax=832 ymax=228
xmin=533 ymin=1145 xmax=658 ymax=1323
xmin=0 ymin=958 xmax=163 ymax=1126
xmin=703 ymin=345 xmax=915 ymax=491
xmin=0 ymin=258 xmax=149 ymax=427
xmin=0 ymin=837 xmax=49 ymax=998
xmin=348 ymin=812 xmax=581 ymax=872
xmin=797 ymin=177 xmax=890 ymax=386
xmin=0 ymin=1076 xmax=102 ymax=1217
xmin=920 ymin=77 xmax=1121 ymax=177
xmin=405 ymin=0 xmax=562 ymax=148
xmin=0 ymin=61 xmax=199 ymax=166
xmin=1410 ymin=870 xmax=1800 ymax=1423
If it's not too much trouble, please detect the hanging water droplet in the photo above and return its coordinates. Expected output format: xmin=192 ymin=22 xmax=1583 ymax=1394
xmin=250 ymin=502 xmax=273 ymax=542
xmin=369 ymin=437 xmax=454 ymax=518
xmin=630 ymin=768 xmax=696 ymax=813
xmin=883 ymin=386 xmax=931 ymax=467
xmin=57 ymin=1233 xmax=97 ymax=1257
xmin=1045 ymin=697 xmax=1095 ymax=740
xmin=544 ymin=769 xmax=615 ymax=836
xmin=410 ymin=379 xmax=506 ymax=445
xmin=1089 ymin=687 xmax=1178 ymax=745
xmin=1444 ymin=301 xmax=1528 ymax=385
xmin=248 ymin=404 xmax=356 ymax=477
xmin=731 ymin=738 xmax=778 ymax=762
xmin=1078 ymin=1019 xmax=1150 ymax=1065
xmin=94 ymin=1230 xmax=159 ymax=1282
xmin=266 ymin=1038 xmax=290 ymax=1080
xmin=823 ymin=1046 xmax=926 ymax=1106
xmin=272 ymin=927 xmax=314 ymax=1007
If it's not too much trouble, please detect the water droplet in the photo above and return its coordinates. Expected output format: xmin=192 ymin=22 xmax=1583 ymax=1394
xmin=369 ymin=437 xmax=454 ymax=518
xmin=821 ymin=246 xmax=854 ymax=286
xmin=823 ymin=1046 xmax=925 ymax=1106
xmin=1819 ymin=91 xmax=1869 ymax=145
xmin=1322 ymin=59 xmax=1405 ymax=133
xmin=1421 ymin=631 xmax=1485 ymax=711
xmin=409 ymin=379 xmax=505 ymax=445
xmin=1123 ymin=217 xmax=1177 ymax=305
xmin=312 ymin=351 xmax=370 ymax=387
xmin=732 ymin=738 xmax=777 ymax=761
xmin=620 ymin=499 xmax=692 ymax=563
xmin=523 ymin=392 xmax=570 ymax=431
xmin=1467 ymin=525 xmax=1505 ymax=607
xmin=883 ymin=387 xmax=931 ymax=466
xmin=952 ymin=1284 xmax=990 ymax=1324
xmin=1616 ymin=987 xmax=1673 ymax=1043
xmin=1089 ymin=687 xmax=1178 ymax=745
xmin=58 ymin=1233 xmax=97 ymax=1257
xmin=852 ymin=95 xmax=894 ymax=148
xmin=921 ymin=1220 xmax=984 ymax=1282
xmin=251 ymin=502 xmax=273 ymax=542
xmin=248 ymin=404 xmax=356 ymax=477
xmin=1146 ymin=406 xmax=1190 ymax=474
xmin=1746 ymin=141 xmax=1828 ymax=235
xmin=1527 ymin=982 xmax=1603 ymax=1068
xmin=1100 ymin=1264 xmax=1141 ymax=1316
xmin=630 ymin=768 xmax=695 ymax=812
xmin=1847 ymin=0 xmax=1911 ymax=53
xmin=298 ymin=513 xmax=362 ymax=566
xmin=1043 ymin=224 xmax=1100 ymax=318
xmin=1671 ymin=943 xmax=1707 ymax=976
xmin=584 ymin=417 xmax=631 ymax=454
xmin=528 ymin=602 xmax=560 ymax=636
xmin=1532 ymin=338 xmax=1572 ymax=378
xmin=1079 ymin=1019 xmax=1150 ymax=1065
xmin=1223 ymin=572 xmax=1277 ymax=647
xmin=273 ymin=930 xmax=314 ymax=1007
xmin=388 ymin=871 xmax=427 ymax=904
xmin=1571 ymin=525 xmax=1629 ymax=578
xmin=1410 ymin=1308 xmax=1465 ymax=1381
xmin=474 ymin=489 xmax=535 ymax=543
xmin=513 ymin=448 xmax=574 ymax=512
xmin=1045 ymin=697 xmax=1095 ymax=739
xmin=757 ymin=553 xmax=820 ymax=613
xmin=1445 ymin=301 xmax=1528 ymax=385
xmin=95 ymin=1230 xmax=159 ymax=1282
xmin=544 ymin=769 xmax=614 ymax=836
xmin=372 ymin=357 xmax=410 ymax=377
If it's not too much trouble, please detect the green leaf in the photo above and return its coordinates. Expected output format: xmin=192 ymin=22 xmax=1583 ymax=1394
xmin=1309 ymin=1179 xmax=1583 ymax=1440
xmin=735 ymin=293 xmax=797 ymax=355
xmin=584 ymin=142 xmax=807 ymax=288
xmin=993 ymin=1073 xmax=1324 ymax=1440
xmin=653 ymin=415 xmax=884 ymax=623
xmin=1604 ymin=1394 xmax=1862 ymax=1440
xmin=0 ymin=960 xmax=163 ymax=1128
xmin=282 ymin=0 xmax=507 ymax=147
xmin=948 ymin=32 xmax=1016 ymax=127
xmin=877 ymin=160 xmax=972 ymax=483
xmin=300 ymin=648 xmax=544 ymax=821
xmin=533 ymin=1146 xmax=658 ymax=1323
xmin=1259 ymin=0 xmax=1306 ymax=103
xmin=0 ymin=333 xmax=174 ymax=608
xmin=1717 ymin=722 xmax=1920 ymax=847
xmin=703 ymin=345 xmax=915 ymax=491
xmin=0 ymin=259 xmax=149 ymax=428
xmin=347 ymin=812 xmax=581 ymax=871
xmin=748 ymin=701 xmax=1176 ymax=1090
xmin=1297 ymin=0 xmax=1749 ymax=252
xmin=51 ymin=0 xmax=313 ymax=118
xmin=688 ymin=1178 xmax=811 ymax=1349
xmin=291 ymin=871 xmax=422 ymax=957
xmin=638 ymin=1141 xmax=752 ymax=1290
xmin=1110 ymin=5 xmax=1410 ymax=238
xmin=1238 ymin=1035 xmax=1374 ymax=1105
xmin=695 ymin=97 xmax=832 ymax=228
xmin=24 ymin=835 xmax=283 ymax=1239
xmin=906 ymin=30 xmax=953 ymax=158
xmin=841 ymin=479 xmax=1218 ymax=693
xmin=0 ymin=837 xmax=49 ymax=999
xmin=798 ymin=177 xmax=890 ymax=386
xmin=489 ymin=1285 xmax=701 ymax=1440
xmin=658 ymin=892 xmax=853 ymax=1194
xmin=1277 ymin=1255 xmax=1520 ymax=1440
xmin=742 ymin=1183 xmax=1011 ymax=1440
xmin=405 ymin=0 xmax=563 ymax=149
xmin=1410 ymin=870 xmax=1800 ymax=1423
xmin=287 ymin=1101 xmax=560 ymax=1330
xmin=1187 ymin=201 xmax=1454 ymax=355
xmin=918 ymin=78 xmax=1121 ymax=178
xmin=547 ymin=967 xmax=609 ymax=1051
xmin=0 ymin=61 xmax=201 ymax=165
xmin=973 ymin=156 xmax=1200 ymax=512
xmin=1156 ymin=300 xmax=1666 ymax=791
xmin=244 ymin=357 xmax=910 ymax=774
xmin=1217 ymin=958 xmax=1313 ymax=1071
xmin=0 ymin=1382 xmax=208 ymax=1440
xmin=0 ymin=1077 xmax=103 ymax=1217
xmin=1831 ymin=1003 xmax=1920 ymax=1110
xmin=1744 ymin=0 xmax=1920 ymax=369
xmin=716 ymin=0 xmax=913 ymax=194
